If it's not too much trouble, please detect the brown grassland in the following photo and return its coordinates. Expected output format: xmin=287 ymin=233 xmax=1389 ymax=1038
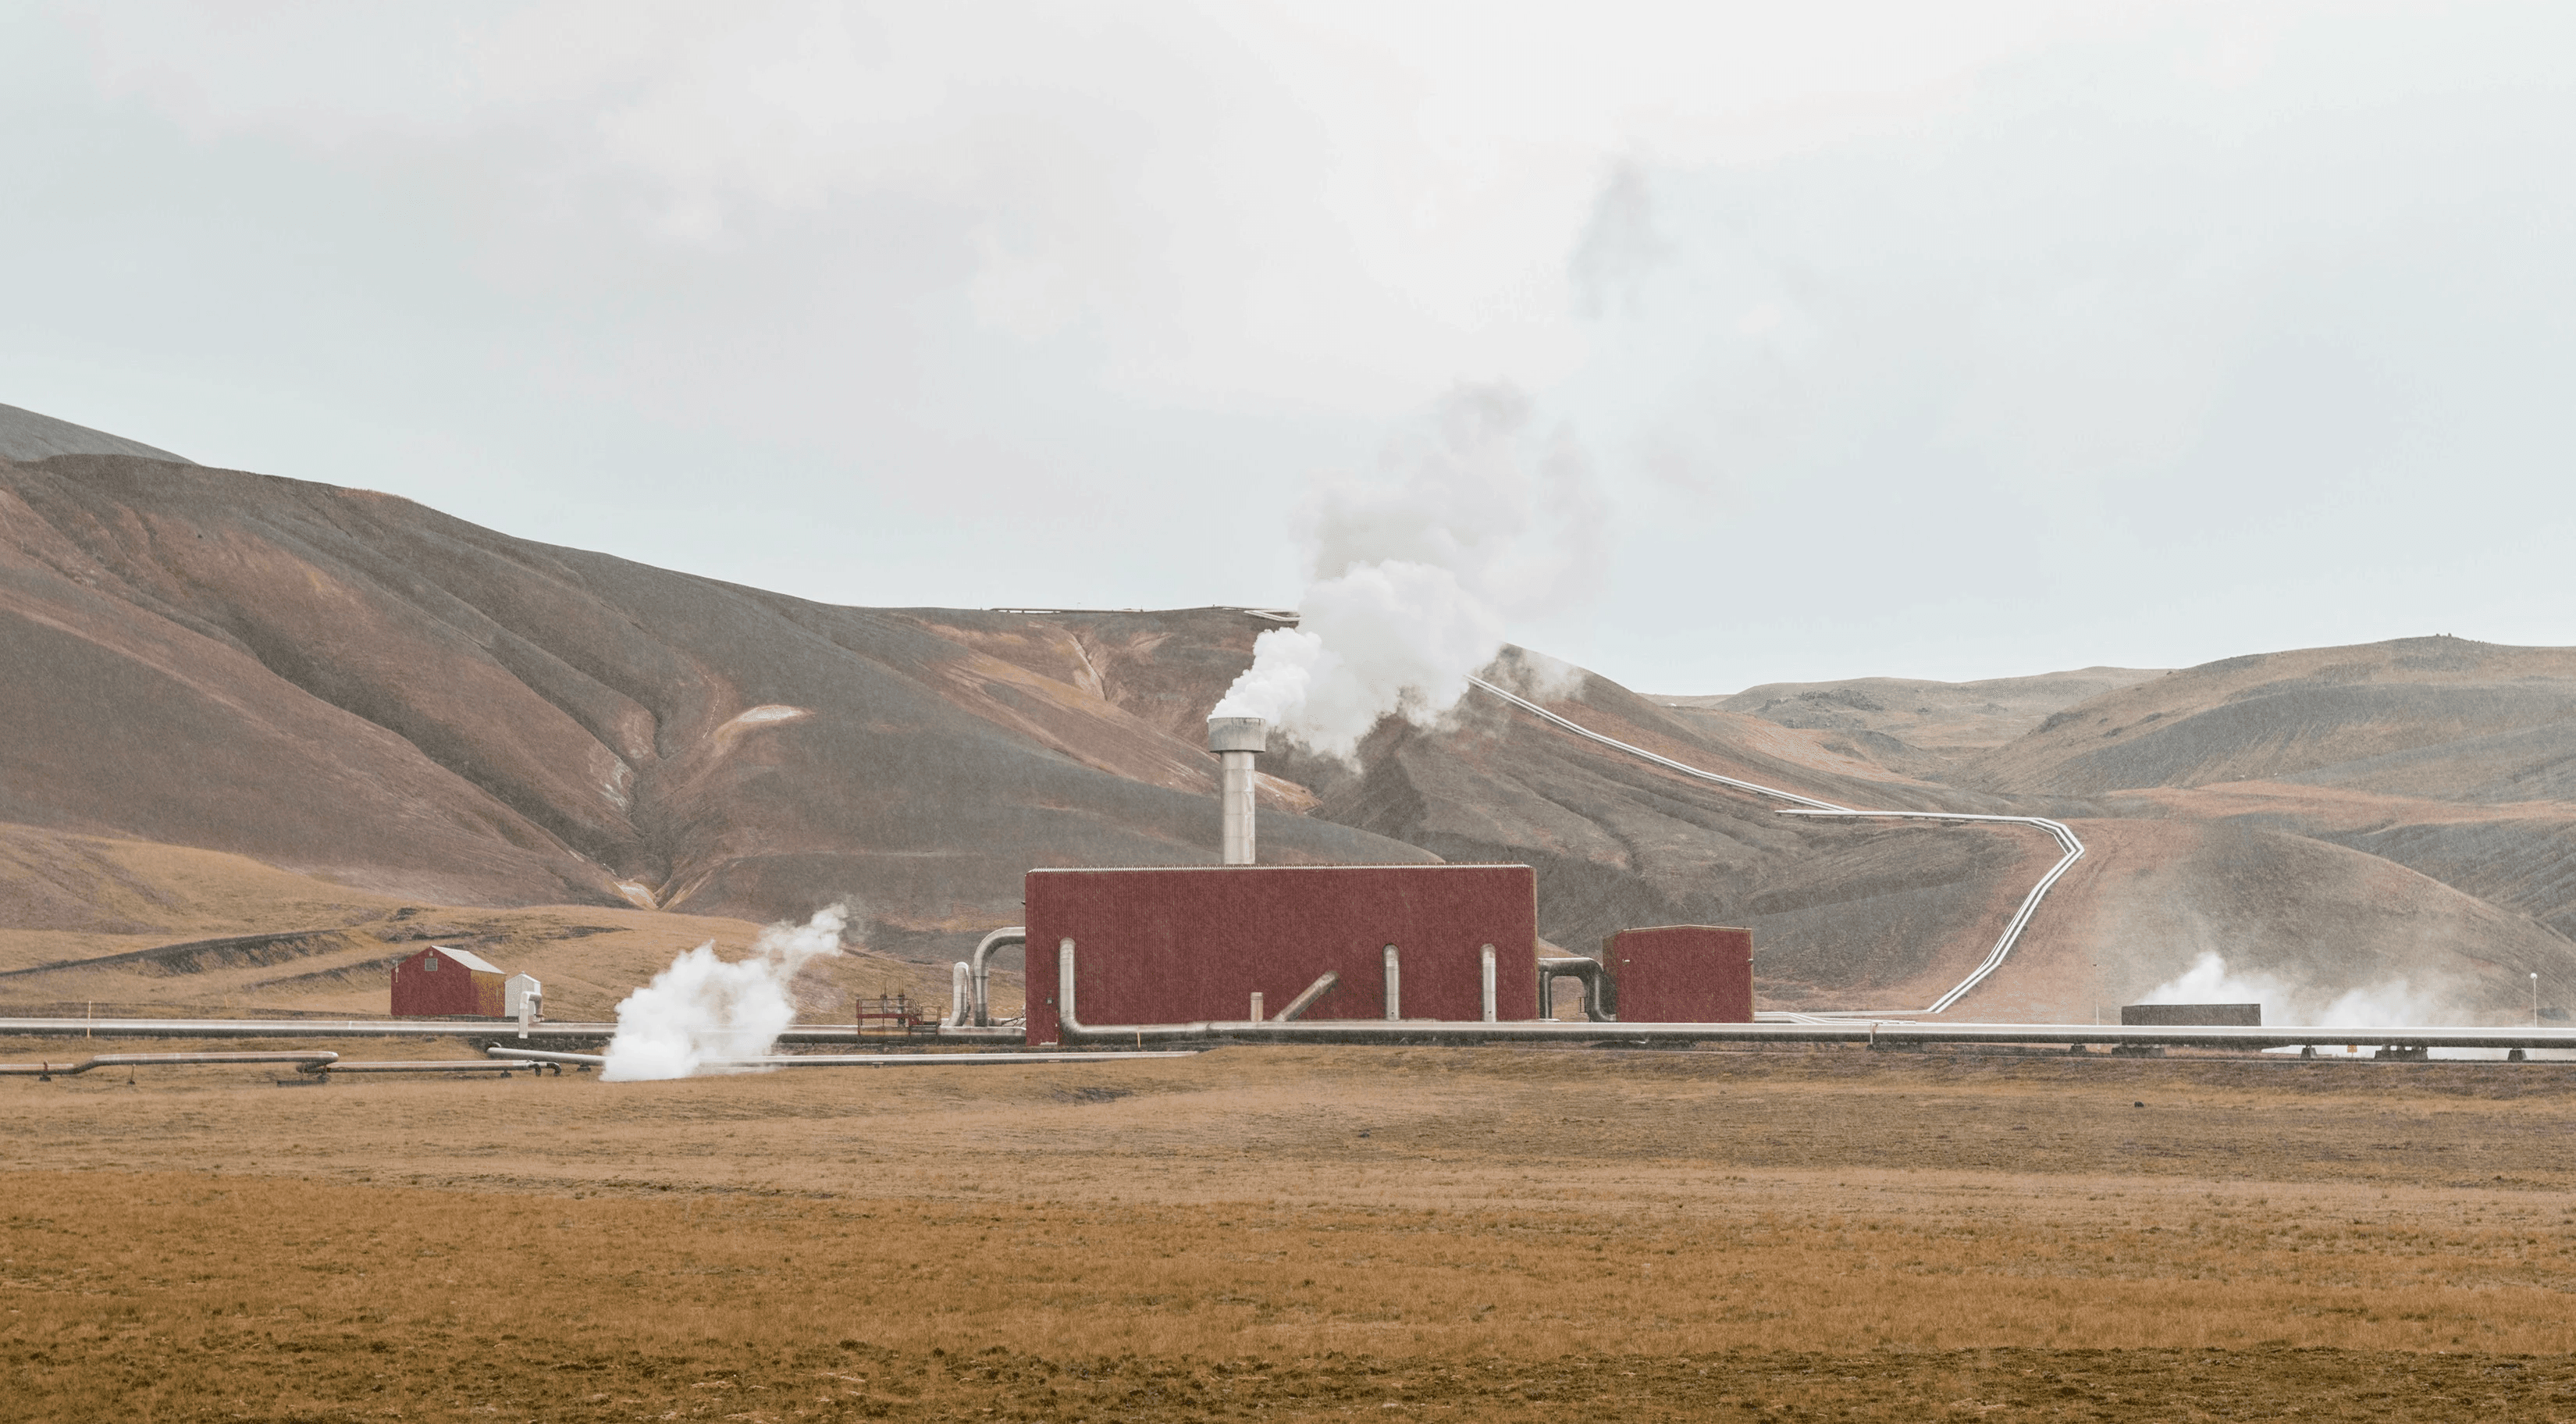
xmin=6 ymin=1043 xmax=2576 ymax=1420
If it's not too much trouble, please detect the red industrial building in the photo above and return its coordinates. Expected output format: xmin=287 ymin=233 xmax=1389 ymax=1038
xmin=1025 ymin=863 xmax=1539 ymax=1044
xmin=1604 ymin=925 xmax=1754 ymax=1023
xmin=390 ymin=945 xmax=507 ymax=1018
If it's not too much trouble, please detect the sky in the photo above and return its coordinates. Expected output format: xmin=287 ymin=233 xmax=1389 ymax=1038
xmin=5 ymin=0 xmax=2573 ymax=692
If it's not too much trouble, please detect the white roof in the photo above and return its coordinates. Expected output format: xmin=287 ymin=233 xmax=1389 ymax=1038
xmin=428 ymin=945 xmax=503 ymax=974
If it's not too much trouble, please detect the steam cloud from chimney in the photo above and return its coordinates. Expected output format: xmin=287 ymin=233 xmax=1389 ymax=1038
xmin=600 ymin=904 xmax=851 ymax=1080
xmin=1211 ymin=383 xmax=1607 ymax=759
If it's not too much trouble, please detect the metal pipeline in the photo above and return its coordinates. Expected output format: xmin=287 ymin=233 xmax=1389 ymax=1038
xmin=0 ymin=1050 xmax=339 ymax=1078
xmin=1776 ymin=809 xmax=2084 ymax=1014
xmin=1049 ymin=939 xmax=2576 ymax=1052
xmin=311 ymin=1059 xmax=540 ymax=1074
xmin=1536 ymin=955 xmax=1615 ymax=1022
xmin=482 ymin=1045 xmax=1200 ymax=1070
xmin=0 ymin=1016 xmax=1022 ymax=1045
xmin=1465 ymin=675 xmax=2086 ymax=1017
xmin=942 ymin=961 xmax=973 ymax=1030
xmin=1382 ymin=945 xmax=1401 ymax=1020
xmin=1272 ymin=971 xmax=1338 ymax=1022
xmin=968 ymin=927 xmax=1026 ymax=1027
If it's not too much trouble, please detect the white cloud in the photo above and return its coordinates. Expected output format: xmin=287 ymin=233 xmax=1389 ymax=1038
xmin=16 ymin=0 xmax=2576 ymax=690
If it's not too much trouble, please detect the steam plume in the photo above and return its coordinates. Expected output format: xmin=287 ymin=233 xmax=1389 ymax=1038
xmin=1212 ymin=383 xmax=1606 ymax=758
xmin=600 ymin=904 xmax=849 ymax=1080
xmin=2139 ymin=949 xmax=2453 ymax=1028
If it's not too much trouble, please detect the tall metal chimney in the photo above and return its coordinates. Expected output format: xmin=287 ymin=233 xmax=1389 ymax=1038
xmin=1208 ymin=716 xmax=1268 ymax=865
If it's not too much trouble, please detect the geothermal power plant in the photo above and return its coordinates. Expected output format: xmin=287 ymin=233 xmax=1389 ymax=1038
xmin=962 ymin=713 xmax=1755 ymax=1048
xmin=9 ymin=699 xmax=2576 ymax=1074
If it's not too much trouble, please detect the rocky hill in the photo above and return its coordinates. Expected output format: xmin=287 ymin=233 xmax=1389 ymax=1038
xmin=6 ymin=434 xmax=2575 ymax=1025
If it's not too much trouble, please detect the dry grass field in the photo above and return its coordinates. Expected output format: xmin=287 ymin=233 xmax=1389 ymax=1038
xmin=6 ymin=1044 xmax=2576 ymax=1419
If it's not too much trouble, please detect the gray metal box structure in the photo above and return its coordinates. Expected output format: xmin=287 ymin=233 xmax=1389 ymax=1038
xmin=2120 ymin=1002 xmax=2261 ymax=1027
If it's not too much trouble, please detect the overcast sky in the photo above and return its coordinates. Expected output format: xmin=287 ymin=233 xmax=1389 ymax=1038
xmin=6 ymin=1 xmax=2573 ymax=692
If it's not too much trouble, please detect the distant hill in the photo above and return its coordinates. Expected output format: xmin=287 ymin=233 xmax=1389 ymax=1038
xmin=1962 ymin=638 xmax=2576 ymax=801
xmin=5 ymin=423 xmax=2575 ymax=1025
xmin=1663 ymin=668 xmax=2166 ymax=779
xmin=0 ymin=402 xmax=190 ymax=464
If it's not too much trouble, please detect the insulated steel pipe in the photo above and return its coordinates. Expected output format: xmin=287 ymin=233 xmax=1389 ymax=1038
xmin=1465 ymin=675 xmax=2085 ymax=1018
xmin=968 ymin=927 xmax=1026 ymax=1027
xmin=312 ymin=1059 xmax=534 ymax=1074
xmin=1382 ymin=945 xmax=1401 ymax=1020
xmin=1208 ymin=717 xmax=1268 ymax=865
xmin=1777 ymin=809 xmax=2084 ymax=1014
xmin=1050 ymin=940 xmax=2576 ymax=1052
xmin=1272 ymin=971 xmax=1339 ymax=1022
xmin=0 ymin=1016 xmax=1023 ymax=1045
xmin=482 ymin=1045 xmax=1199 ymax=1070
xmin=1536 ymin=955 xmax=1615 ymax=1022
xmin=0 ymin=1050 xmax=339 ymax=1078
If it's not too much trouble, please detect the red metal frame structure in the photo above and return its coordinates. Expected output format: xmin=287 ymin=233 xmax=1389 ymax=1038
xmin=1024 ymin=864 xmax=1539 ymax=1046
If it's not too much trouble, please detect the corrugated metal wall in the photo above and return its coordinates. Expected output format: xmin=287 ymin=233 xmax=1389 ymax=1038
xmin=1605 ymin=925 xmax=1754 ymax=1023
xmin=390 ymin=948 xmax=507 ymax=1018
xmin=1025 ymin=864 xmax=1539 ymax=1044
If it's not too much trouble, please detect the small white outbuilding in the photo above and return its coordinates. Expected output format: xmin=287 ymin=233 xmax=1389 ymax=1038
xmin=503 ymin=973 xmax=543 ymax=1022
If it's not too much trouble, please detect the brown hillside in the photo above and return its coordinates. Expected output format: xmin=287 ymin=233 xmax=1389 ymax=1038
xmin=0 ymin=822 xmax=970 ymax=1021
xmin=0 ymin=454 xmax=1427 ymax=957
xmin=1963 ymin=636 xmax=2576 ymax=799
xmin=11 ymin=446 xmax=2576 ymax=1025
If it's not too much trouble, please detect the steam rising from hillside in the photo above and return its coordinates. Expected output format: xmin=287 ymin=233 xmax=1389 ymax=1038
xmin=600 ymin=904 xmax=849 ymax=1080
xmin=1212 ymin=384 xmax=1607 ymax=758
xmin=2140 ymin=949 xmax=2456 ymax=1028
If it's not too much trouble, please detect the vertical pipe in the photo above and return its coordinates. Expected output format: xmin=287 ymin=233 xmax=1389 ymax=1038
xmin=1219 ymin=751 xmax=1256 ymax=863
xmin=1058 ymin=937 xmax=1077 ymax=1036
xmin=1382 ymin=945 xmax=1401 ymax=1020
xmin=1480 ymin=945 xmax=1497 ymax=1023
xmin=1250 ymin=991 xmax=1265 ymax=1024
xmin=1208 ymin=717 xmax=1268 ymax=865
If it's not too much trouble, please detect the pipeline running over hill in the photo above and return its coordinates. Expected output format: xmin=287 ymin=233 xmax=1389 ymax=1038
xmin=1463 ymin=675 xmax=2084 ymax=1016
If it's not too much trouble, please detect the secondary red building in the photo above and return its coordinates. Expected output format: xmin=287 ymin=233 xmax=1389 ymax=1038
xmin=1603 ymin=925 xmax=1754 ymax=1023
xmin=390 ymin=945 xmax=507 ymax=1018
xmin=1025 ymin=863 xmax=1539 ymax=1045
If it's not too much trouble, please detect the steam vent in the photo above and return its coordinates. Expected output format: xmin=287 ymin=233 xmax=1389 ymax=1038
xmin=1208 ymin=715 xmax=1267 ymax=865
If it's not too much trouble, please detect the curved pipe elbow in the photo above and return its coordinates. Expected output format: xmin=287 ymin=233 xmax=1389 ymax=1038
xmin=970 ymin=927 xmax=1026 ymax=1027
xmin=1537 ymin=955 xmax=1617 ymax=1022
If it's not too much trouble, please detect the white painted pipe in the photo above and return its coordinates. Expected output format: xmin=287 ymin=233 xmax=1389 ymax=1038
xmin=1465 ymin=675 xmax=2087 ymax=1019
xmin=1382 ymin=945 xmax=1400 ymax=1020
xmin=1272 ymin=971 xmax=1339 ymax=1022
xmin=1480 ymin=945 xmax=1497 ymax=1024
xmin=968 ymin=927 xmax=1026 ymax=1027
xmin=1047 ymin=943 xmax=2576 ymax=1051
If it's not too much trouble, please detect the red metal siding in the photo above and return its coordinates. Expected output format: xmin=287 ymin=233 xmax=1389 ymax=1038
xmin=1025 ymin=864 xmax=1539 ymax=1045
xmin=390 ymin=948 xmax=507 ymax=1018
xmin=1606 ymin=925 xmax=1753 ymax=1023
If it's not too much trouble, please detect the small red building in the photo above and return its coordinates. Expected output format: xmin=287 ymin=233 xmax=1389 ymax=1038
xmin=1604 ymin=925 xmax=1754 ymax=1023
xmin=391 ymin=945 xmax=507 ymax=1018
